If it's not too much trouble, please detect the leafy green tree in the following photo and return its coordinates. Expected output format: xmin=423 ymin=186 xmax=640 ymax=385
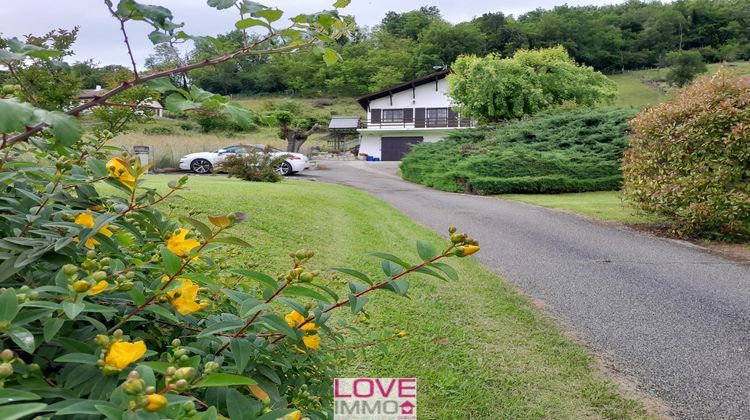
xmin=91 ymin=69 xmax=157 ymax=133
xmin=665 ymin=50 xmax=707 ymax=86
xmin=448 ymin=46 xmax=616 ymax=122
xmin=380 ymin=6 xmax=442 ymax=40
xmin=411 ymin=21 xmax=486 ymax=73
xmin=273 ymin=110 xmax=323 ymax=152
xmin=70 ymin=60 xmax=129 ymax=89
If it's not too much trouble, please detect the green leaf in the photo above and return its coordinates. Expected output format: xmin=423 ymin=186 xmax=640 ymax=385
xmin=254 ymin=8 xmax=282 ymax=22
xmin=62 ymin=301 xmax=85 ymax=319
xmin=230 ymin=339 xmax=252 ymax=374
xmin=179 ymin=217 xmax=213 ymax=240
xmin=230 ymin=269 xmax=277 ymax=290
xmin=207 ymin=0 xmax=236 ymax=9
xmin=197 ymin=320 xmax=245 ymax=338
xmin=235 ymin=18 xmax=270 ymax=30
xmin=9 ymin=327 xmax=36 ymax=354
xmin=416 ymin=240 xmax=439 ymax=262
xmin=0 ymin=98 xmax=35 ymax=133
xmin=213 ymin=236 xmax=252 ymax=248
xmin=430 ymin=262 xmax=459 ymax=281
xmin=147 ymin=30 xmax=172 ymax=44
xmin=277 ymin=298 xmax=307 ymax=317
xmin=414 ymin=266 xmax=447 ymax=282
xmin=54 ymin=353 xmax=99 ymax=364
xmin=368 ymin=252 xmax=411 ymax=268
xmin=322 ymin=48 xmax=340 ymax=66
xmin=333 ymin=0 xmax=351 ymax=7
xmin=193 ymin=373 xmax=257 ymax=388
xmin=283 ymin=285 xmax=332 ymax=303
xmin=383 ymin=278 xmax=409 ymax=296
xmin=161 ymin=247 xmax=182 ymax=276
xmin=0 ymin=403 xmax=47 ymax=420
xmin=0 ymin=289 xmax=18 ymax=321
xmin=145 ymin=77 xmax=182 ymax=95
xmin=138 ymin=361 xmax=171 ymax=374
xmin=239 ymin=300 xmax=269 ymax=319
xmin=381 ymin=259 xmax=404 ymax=277
xmin=56 ymin=400 xmax=116 ymax=416
xmin=43 ymin=317 xmax=64 ymax=342
xmin=0 ymin=257 xmax=22 ymax=283
xmin=349 ymin=294 xmax=368 ymax=314
xmin=144 ymin=304 xmax=180 ymax=324
xmin=0 ymin=389 xmax=41 ymax=405
xmin=220 ymin=103 xmax=254 ymax=129
xmin=42 ymin=111 xmax=83 ymax=147
xmin=165 ymin=93 xmax=200 ymax=114
xmin=331 ymin=268 xmax=372 ymax=285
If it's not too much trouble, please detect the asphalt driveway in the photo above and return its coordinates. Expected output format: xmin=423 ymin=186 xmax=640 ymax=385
xmin=308 ymin=161 xmax=750 ymax=419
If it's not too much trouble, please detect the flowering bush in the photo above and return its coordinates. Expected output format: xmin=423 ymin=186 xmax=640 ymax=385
xmin=0 ymin=2 xmax=480 ymax=418
xmin=622 ymin=70 xmax=750 ymax=238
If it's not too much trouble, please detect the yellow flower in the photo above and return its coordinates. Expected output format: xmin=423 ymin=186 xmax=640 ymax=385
xmin=462 ymin=245 xmax=480 ymax=256
xmin=104 ymin=340 xmax=147 ymax=370
xmin=302 ymin=334 xmax=320 ymax=351
xmin=166 ymin=228 xmax=200 ymax=257
xmin=106 ymin=157 xmax=136 ymax=189
xmin=285 ymin=311 xmax=316 ymax=332
xmin=74 ymin=213 xmax=113 ymax=249
xmin=281 ymin=410 xmax=303 ymax=420
xmin=167 ymin=279 xmax=208 ymax=316
xmin=249 ymin=385 xmax=270 ymax=404
xmin=144 ymin=394 xmax=168 ymax=412
xmin=88 ymin=280 xmax=109 ymax=296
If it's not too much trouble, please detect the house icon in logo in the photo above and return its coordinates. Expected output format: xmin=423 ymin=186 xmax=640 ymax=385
xmin=400 ymin=400 xmax=415 ymax=415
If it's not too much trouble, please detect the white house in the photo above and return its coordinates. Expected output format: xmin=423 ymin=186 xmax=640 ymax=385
xmin=355 ymin=69 xmax=473 ymax=161
xmin=76 ymin=86 xmax=164 ymax=118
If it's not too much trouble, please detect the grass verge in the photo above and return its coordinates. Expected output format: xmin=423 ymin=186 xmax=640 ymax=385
xmin=140 ymin=175 xmax=653 ymax=419
xmin=498 ymin=191 xmax=664 ymax=225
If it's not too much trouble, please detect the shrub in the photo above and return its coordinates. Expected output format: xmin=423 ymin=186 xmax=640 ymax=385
xmin=144 ymin=126 xmax=175 ymax=135
xmin=0 ymin=100 xmax=480 ymax=419
xmin=622 ymin=70 xmax=750 ymax=238
xmin=665 ymin=50 xmax=707 ymax=87
xmin=179 ymin=122 xmax=195 ymax=131
xmin=401 ymin=107 xmax=636 ymax=194
xmin=220 ymin=152 xmax=284 ymax=183
xmin=193 ymin=108 xmax=258 ymax=133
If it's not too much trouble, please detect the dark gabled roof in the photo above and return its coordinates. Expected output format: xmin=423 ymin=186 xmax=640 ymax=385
xmin=356 ymin=69 xmax=450 ymax=110
xmin=328 ymin=116 xmax=361 ymax=130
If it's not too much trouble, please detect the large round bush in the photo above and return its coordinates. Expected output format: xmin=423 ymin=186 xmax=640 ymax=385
xmin=622 ymin=70 xmax=750 ymax=238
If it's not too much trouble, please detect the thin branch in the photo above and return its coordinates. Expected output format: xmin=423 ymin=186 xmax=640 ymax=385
xmin=2 ymin=34 xmax=313 ymax=148
xmin=107 ymin=4 xmax=139 ymax=78
xmin=7 ymin=62 xmax=40 ymax=107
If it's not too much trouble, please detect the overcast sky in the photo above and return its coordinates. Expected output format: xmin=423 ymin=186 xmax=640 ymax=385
xmin=1 ymin=0 xmax=623 ymax=67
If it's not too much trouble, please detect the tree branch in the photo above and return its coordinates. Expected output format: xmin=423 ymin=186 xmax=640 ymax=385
xmin=7 ymin=62 xmax=40 ymax=107
xmin=107 ymin=4 xmax=139 ymax=78
xmin=2 ymin=24 xmax=314 ymax=149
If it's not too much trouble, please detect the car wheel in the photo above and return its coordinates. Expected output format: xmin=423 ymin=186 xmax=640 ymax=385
xmin=191 ymin=159 xmax=212 ymax=174
xmin=275 ymin=161 xmax=293 ymax=176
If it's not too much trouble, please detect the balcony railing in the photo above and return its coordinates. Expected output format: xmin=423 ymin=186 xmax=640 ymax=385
xmin=360 ymin=118 xmax=474 ymax=129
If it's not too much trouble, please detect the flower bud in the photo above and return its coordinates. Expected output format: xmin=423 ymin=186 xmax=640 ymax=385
xmin=95 ymin=335 xmax=110 ymax=347
xmin=0 ymin=350 xmax=14 ymax=362
xmin=92 ymin=271 xmax=107 ymax=281
xmin=171 ymin=339 xmax=181 ymax=347
xmin=145 ymin=386 xmax=156 ymax=395
xmin=182 ymin=401 xmax=196 ymax=412
xmin=127 ymin=370 xmax=141 ymax=380
xmin=0 ymin=321 xmax=10 ymax=332
xmin=397 ymin=331 xmax=408 ymax=338
xmin=174 ymin=367 xmax=196 ymax=381
xmin=450 ymin=233 xmax=465 ymax=244
xmin=299 ymin=272 xmax=314 ymax=283
xmin=113 ymin=329 xmax=123 ymax=339
xmin=0 ymin=363 xmax=13 ymax=379
xmin=123 ymin=378 xmax=145 ymax=394
xmin=62 ymin=264 xmax=78 ymax=276
xmin=144 ymin=394 xmax=168 ymax=412
xmin=461 ymin=245 xmax=480 ymax=257
xmin=72 ymin=280 xmax=91 ymax=293
xmin=86 ymin=250 xmax=97 ymax=259
xmin=448 ymin=226 xmax=457 ymax=234
xmin=174 ymin=379 xmax=190 ymax=391
xmin=165 ymin=366 xmax=177 ymax=377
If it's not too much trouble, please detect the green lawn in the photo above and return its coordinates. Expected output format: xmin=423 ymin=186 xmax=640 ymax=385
xmin=140 ymin=175 xmax=653 ymax=419
xmin=499 ymin=191 xmax=664 ymax=225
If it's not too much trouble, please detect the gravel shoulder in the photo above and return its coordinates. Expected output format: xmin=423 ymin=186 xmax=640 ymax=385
xmin=306 ymin=161 xmax=750 ymax=419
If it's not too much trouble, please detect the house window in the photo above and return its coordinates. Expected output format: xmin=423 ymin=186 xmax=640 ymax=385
xmin=382 ymin=109 xmax=404 ymax=123
xmin=426 ymin=108 xmax=448 ymax=127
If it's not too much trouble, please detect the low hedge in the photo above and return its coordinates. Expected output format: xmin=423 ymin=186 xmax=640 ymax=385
xmin=400 ymin=107 xmax=636 ymax=195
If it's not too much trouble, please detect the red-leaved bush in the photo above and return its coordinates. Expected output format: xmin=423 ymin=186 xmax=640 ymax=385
xmin=622 ymin=70 xmax=750 ymax=238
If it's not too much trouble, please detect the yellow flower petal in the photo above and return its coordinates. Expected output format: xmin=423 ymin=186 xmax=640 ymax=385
xmin=105 ymin=340 xmax=147 ymax=370
xmin=282 ymin=410 xmax=303 ymax=420
xmin=166 ymin=228 xmax=200 ymax=257
xmin=88 ymin=280 xmax=109 ymax=296
xmin=145 ymin=394 xmax=168 ymax=412
xmin=285 ymin=311 xmax=316 ymax=331
xmin=106 ymin=157 xmax=136 ymax=189
xmin=75 ymin=213 xmax=95 ymax=228
xmin=167 ymin=279 xmax=207 ymax=315
xmin=302 ymin=334 xmax=320 ymax=351
xmin=208 ymin=215 xmax=231 ymax=228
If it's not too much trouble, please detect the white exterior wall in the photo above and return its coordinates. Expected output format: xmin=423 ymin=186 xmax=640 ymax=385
xmin=366 ymin=78 xmax=452 ymax=112
xmin=358 ymin=130 xmax=450 ymax=160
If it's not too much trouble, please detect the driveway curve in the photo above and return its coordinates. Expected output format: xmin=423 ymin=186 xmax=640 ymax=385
xmin=309 ymin=161 xmax=750 ymax=419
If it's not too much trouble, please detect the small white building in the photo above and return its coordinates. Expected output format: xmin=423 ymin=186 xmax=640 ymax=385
xmin=355 ymin=69 xmax=473 ymax=161
xmin=76 ymin=86 xmax=164 ymax=118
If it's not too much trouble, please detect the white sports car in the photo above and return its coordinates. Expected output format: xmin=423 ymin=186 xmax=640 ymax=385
xmin=178 ymin=144 xmax=310 ymax=176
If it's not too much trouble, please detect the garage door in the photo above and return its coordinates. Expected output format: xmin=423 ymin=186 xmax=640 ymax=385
xmin=381 ymin=137 xmax=423 ymax=161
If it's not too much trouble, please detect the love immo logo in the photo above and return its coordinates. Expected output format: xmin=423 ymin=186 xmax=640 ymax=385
xmin=334 ymin=378 xmax=417 ymax=419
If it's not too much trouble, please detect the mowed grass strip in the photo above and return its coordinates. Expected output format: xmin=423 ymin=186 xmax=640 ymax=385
xmin=499 ymin=191 xmax=665 ymax=225
xmin=141 ymin=175 xmax=654 ymax=419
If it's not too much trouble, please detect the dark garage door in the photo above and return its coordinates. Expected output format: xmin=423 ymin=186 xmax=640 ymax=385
xmin=381 ymin=137 xmax=423 ymax=161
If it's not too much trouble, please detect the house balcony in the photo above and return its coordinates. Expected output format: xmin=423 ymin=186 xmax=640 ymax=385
xmin=359 ymin=118 xmax=475 ymax=131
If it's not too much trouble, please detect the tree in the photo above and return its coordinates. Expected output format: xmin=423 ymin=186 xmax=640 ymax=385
xmin=622 ymin=70 xmax=750 ymax=238
xmin=665 ymin=50 xmax=707 ymax=86
xmin=448 ymin=46 xmax=616 ymax=122
xmin=70 ymin=60 xmax=129 ymax=89
xmin=380 ymin=6 xmax=442 ymax=40
xmin=411 ymin=21 xmax=486 ymax=72
xmin=275 ymin=111 xmax=322 ymax=152
xmin=91 ymin=69 xmax=156 ymax=133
